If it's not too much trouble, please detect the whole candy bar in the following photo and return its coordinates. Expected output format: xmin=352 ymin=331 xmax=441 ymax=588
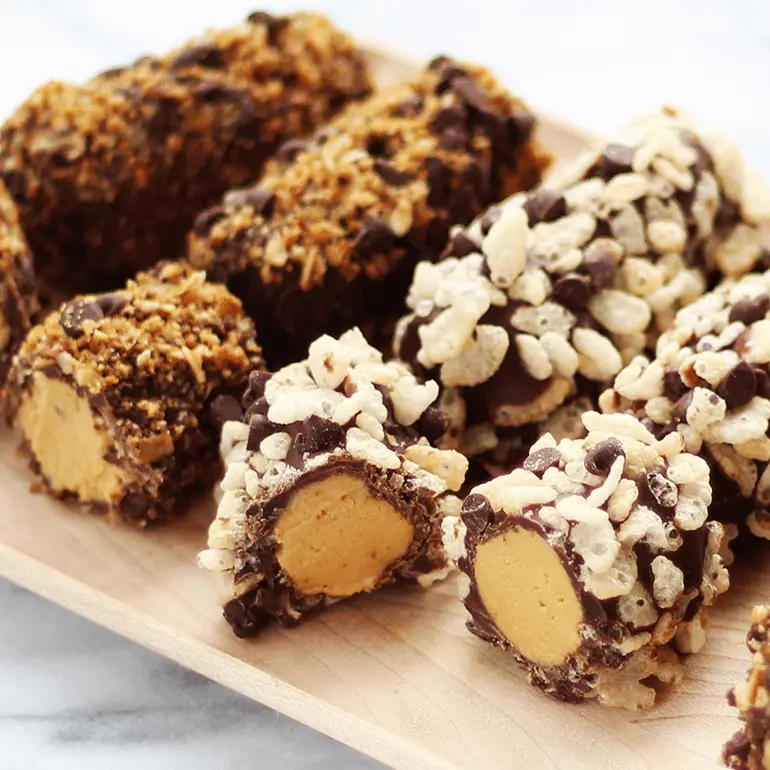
xmin=198 ymin=328 xmax=468 ymax=636
xmin=0 ymin=12 xmax=372 ymax=301
xmin=724 ymin=606 xmax=770 ymax=770
xmin=4 ymin=263 xmax=263 ymax=525
xmin=443 ymin=411 xmax=728 ymax=708
xmin=188 ymin=57 xmax=550 ymax=366
xmin=0 ymin=179 xmax=37 ymax=385
xmin=394 ymin=107 xmax=770 ymax=454
xmin=601 ymin=270 xmax=770 ymax=539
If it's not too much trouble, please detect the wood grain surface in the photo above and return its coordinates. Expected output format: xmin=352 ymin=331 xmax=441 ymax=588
xmin=0 ymin=46 xmax=758 ymax=770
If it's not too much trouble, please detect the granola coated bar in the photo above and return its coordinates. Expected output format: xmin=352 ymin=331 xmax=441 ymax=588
xmin=198 ymin=329 xmax=467 ymax=635
xmin=188 ymin=57 xmax=550 ymax=366
xmin=4 ymin=263 xmax=263 ymax=525
xmin=0 ymin=179 xmax=37 ymax=384
xmin=0 ymin=12 xmax=372 ymax=301
xmin=443 ymin=411 xmax=728 ymax=708
xmin=394 ymin=107 xmax=770 ymax=460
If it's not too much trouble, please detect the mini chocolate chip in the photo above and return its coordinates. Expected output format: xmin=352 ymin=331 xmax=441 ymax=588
xmin=353 ymin=218 xmax=396 ymax=255
xmin=295 ymin=414 xmax=345 ymax=456
xmin=392 ymin=94 xmax=423 ymax=117
xmin=275 ymin=138 xmax=309 ymax=163
xmin=523 ymin=189 xmax=567 ymax=225
xmin=373 ymin=158 xmax=413 ymax=186
xmin=646 ymin=471 xmax=678 ymax=509
xmin=523 ymin=447 xmax=561 ymax=476
xmin=246 ymin=11 xmax=289 ymax=42
xmin=438 ymin=128 xmax=467 ymax=150
xmin=450 ymin=76 xmax=488 ymax=111
xmin=428 ymin=54 xmax=450 ymax=70
xmin=434 ymin=60 xmax=468 ymax=94
xmin=753 ymin=365 xmax=770 ymax=398
xmin=584 ymin=438 xmax=625 ymax=476
xmin=95 ymin=292 xmax=128 ymax=317
xmin=426 ymin=157 xmax=451 ymax=207
xmin=193 ymin=205 xmax=226 ymax=236
xmin=673 ymin=391 xmax=694 ymax=421
xmin=687 ymin=138 xmax=714 ymax=176
xmin=247 ymin=414 xmax=275 ymax=451
xmin=553 ymin=274 xmax=593 ymax=310
xmin=209 ymin=395 xmax=244 ymax=431
xmin=242 ymin=370 xmax=271 ymax=409
xmin=508 ymin=109 xmax=534 ymax=144
xmin=448 ymin=232 xmax=482 ymax=259
xmin=224 ymin=187 xmax=275 ymax=217
xmin=593 ymin=143 xmax=635 ymax=179
xmin=431 ymin=105 xmax=467 ymax=133
xmin=663 ymin=369 xmax=690 ymax=401
xmin=728 ymin=293 xmax=770 ymax=325
xmin=416 ymin=406 xmax=449 ymax=444
xmin=245 ymin=396 xmax=268 ymax=422
xmin=60 ymin=299 xmax=105 ymax=338
xmin=715 ymin=198 xmax=741 ymax=231
xmin=479 ymin=206 xmax=502 ymax=236
xmin=366 ymin=135 xmax=389 ymax=158
xmin=580 ymin=249 xmax=615 ymax=290
xmin=462 ymin=493 xmax=495 ymax=538
xmin=171 ymin=44 xmax=226 ymax=70
xmin=717 ymin=361 xmax=757 ymax=410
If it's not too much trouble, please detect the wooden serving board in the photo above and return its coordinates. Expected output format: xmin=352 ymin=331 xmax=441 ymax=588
xmin=0 ymin=45 xmax=763 ymax=770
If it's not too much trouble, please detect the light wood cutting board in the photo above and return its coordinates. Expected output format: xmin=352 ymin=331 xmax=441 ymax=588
xmin=0 ymin=42 xmax=761 ymax=770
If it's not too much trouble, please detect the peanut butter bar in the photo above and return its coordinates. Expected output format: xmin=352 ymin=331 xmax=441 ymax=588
xmin=188 ymin=57 xmax=550 ymax=366
xmin=725 ymin=606 xmax=770 ymax=769
xmin=443 ymin=411 xmax=728 ymax=708
xmin=0 ymin=179 xmax=37 ymax=384
xmin=0 ymin=12 xmax=372 ymax=301
xmin=602 ymin=270 xmax=770 ymax=539
xmin=198 ymin=328 xmax=468 ymax=635
xmin=394 ymin=107 xmax=770 ymax=458
xmin=4 ymin=262 xmax=263 ymax=525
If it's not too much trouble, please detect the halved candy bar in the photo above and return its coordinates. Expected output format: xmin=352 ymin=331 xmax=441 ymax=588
xmin=198 ymin=328 xmax=467 ymax=635
xmin=724 ymin=606 xmax=770 ymax=770
xmin=4 ymin=262 xmax=262 ymax=525
xmin=443 ymin=410 xmax=728 ymax=708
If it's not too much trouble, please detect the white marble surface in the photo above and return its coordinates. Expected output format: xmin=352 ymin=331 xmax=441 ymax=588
xmin=2 ymin=1 xmax=770 ymax=768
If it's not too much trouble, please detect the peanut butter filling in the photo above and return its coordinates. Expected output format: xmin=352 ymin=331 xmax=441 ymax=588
xmin=474 ymin=527 xmax=583 ymax=666
xmin=274 ymin=472 xmax=415 ymax=597
xmin=18 ymin=373 xmax=128 ymax=503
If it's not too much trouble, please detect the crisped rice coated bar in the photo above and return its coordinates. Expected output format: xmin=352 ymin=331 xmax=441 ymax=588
xmin=394 ymin=107 xmax=770 ymax=459
xmin=4 ymin=262 xmax=263 ymax=525
xmin=0 ymin=12 xmax=372 ymax=301
xmin=602 ymin=270 xmax=770 ymax=539
xmin=188 ymin=57 xmax=550 ymax=366
xmin=443 ymin=411 xmax=728 ymax=708
xmin=198 ymin=328 xmax=468 ymax=635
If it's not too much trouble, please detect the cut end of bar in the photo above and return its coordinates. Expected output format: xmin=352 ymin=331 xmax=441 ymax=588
xmin=274 ymin=471 xmax=415 ymax=598
xmin=474 ymin=526 xmax=583 ymax=666
xmin=17 ymin=372 xmax=127 ymax=503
